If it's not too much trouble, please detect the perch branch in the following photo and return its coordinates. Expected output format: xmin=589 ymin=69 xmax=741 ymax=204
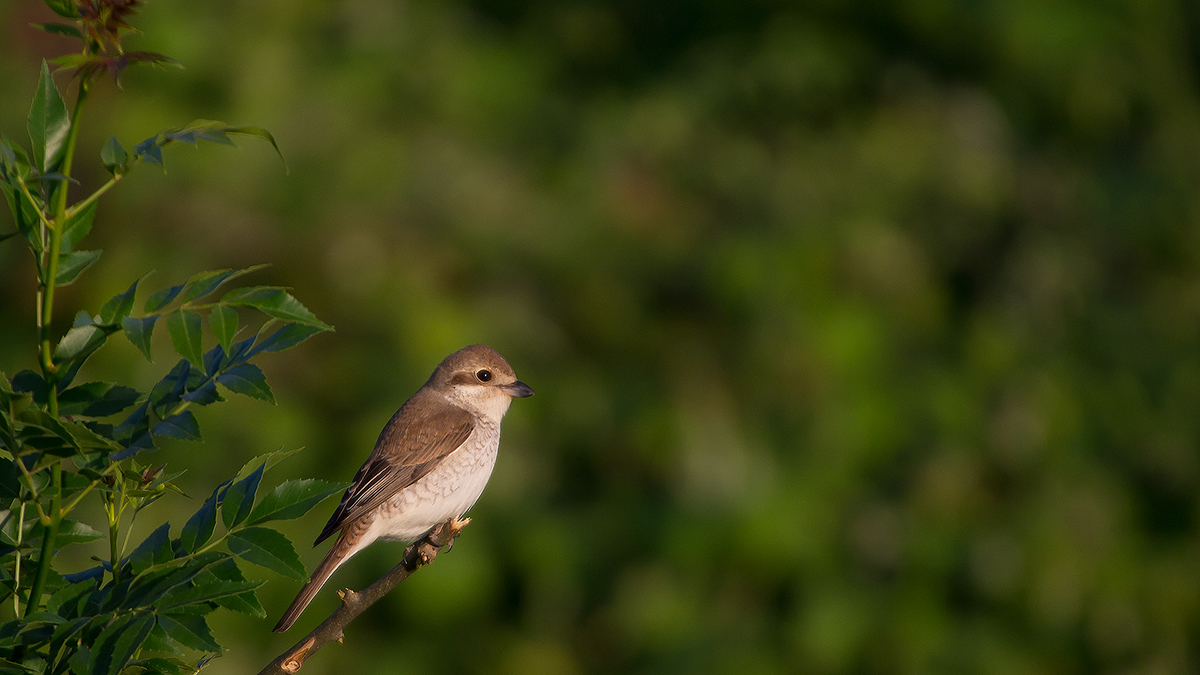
xmin=256 ymin=517 xmax=470 ymax=675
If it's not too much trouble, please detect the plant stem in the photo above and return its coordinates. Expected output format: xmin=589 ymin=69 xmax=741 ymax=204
xmin=25 ymin=77 xmax=91 ymax=618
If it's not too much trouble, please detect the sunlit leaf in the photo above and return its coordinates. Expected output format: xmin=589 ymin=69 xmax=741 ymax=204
xmin=55 ymin=250 xmax=102 ymax=285
xmin=215 ymin=363 xmax=274 ymax=403
xmin=208 ymin=306 xmax=237 ymax=353
xmin=221 ymin=286 xmax=332 ymax=330
xmin=99 ymin=275 xmax=145 ymax=325
xmin=227 ymin=527 xmax=305 ymax=580
xmin=166 ymin=309 xmax=203 ymax=366
xmin=121 ymin=315 xmax=159 ymax=361
xmin=145 ymin=284 xmax=183 ymax=313
xmin=248 ymin=479 xmax=348 ymax=525
xmin=27 ymin=61 xmax=70 ymax=172
xmin=100 ymin=136 xmax=127 ymax=173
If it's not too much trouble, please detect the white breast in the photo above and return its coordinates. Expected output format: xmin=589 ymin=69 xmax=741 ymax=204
xmin=365 ymin=421 xmax=501 ymax=543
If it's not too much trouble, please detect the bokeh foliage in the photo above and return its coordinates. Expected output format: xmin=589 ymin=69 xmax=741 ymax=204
xmin=3 ymin=0 xmax=1200 ymax=674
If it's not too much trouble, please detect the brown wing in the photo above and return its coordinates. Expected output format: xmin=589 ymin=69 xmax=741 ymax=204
xmin=314 ymin=403 xmax=475 ymax=545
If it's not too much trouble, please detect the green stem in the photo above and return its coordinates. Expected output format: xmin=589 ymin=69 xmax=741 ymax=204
xmin=65 ymin=163 xmax=132 ymax=221
xmin=39 ymin=78 xmax=91 ymax=375
xmin=25 ymin=77 xmax=91 ymax=618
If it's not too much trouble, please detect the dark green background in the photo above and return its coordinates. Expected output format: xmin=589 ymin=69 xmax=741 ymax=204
xmin=3 ymin=0 xmax=1200 ymax=673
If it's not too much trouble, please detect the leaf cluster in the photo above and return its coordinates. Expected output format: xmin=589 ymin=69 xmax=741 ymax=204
xmin=0 ymin=3 xmax=337 ymax=674
xmin=0 ymin=450 xmax=345 ymax=675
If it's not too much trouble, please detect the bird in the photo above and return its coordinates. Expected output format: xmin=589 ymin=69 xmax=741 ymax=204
xmin=272 ymin=344 xmax=533 ymax=633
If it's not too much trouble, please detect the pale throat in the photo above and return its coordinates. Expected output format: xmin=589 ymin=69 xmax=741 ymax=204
xmin=445 ymin=386 xmax=512 ymax=422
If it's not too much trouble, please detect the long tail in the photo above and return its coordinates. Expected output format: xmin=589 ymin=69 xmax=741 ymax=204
xmin=273 ymin=529 xmax=361 ymax=633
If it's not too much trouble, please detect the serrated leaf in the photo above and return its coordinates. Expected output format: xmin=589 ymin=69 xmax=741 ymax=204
xmin=58 ymin=382 xmax=140 ymax=417
xmin=91 ymin=614 xmax=153 ymax=675
xmin=100 ymin=136 xmax=127 ymax=173
xmin=179 ymin=489 xmax=219 ymax=554
xmin=152 ymin=411 xmax=200 ymax=441
xmin=221 ymin=286 xmax=332 ymax=330
xmin=215 ymin=364 xmax=273 ymax=403
xmin=121 ymin=315 xmax=159 ymax=360
xmin=208 ymin=306 xmax=237 ymax=352
xmin=155 ymin=579 xmax=263 ymax=612
xmin=27 ymin=61 xmax=69 ymax=172
xmin=251 ymin=323 xmax=323 ymax=355
xmin=181 ymin=269 xmax=233 ymax=303
xmin=53 ymin=324 xmax=103 ymax=363
xmin=155 ymin=614 xmax=221 ymax=653
xmin=221 ymin=463 xmax=263 ymax=529
xmin=227 ymin=527 xmax=305 ymax=579
xmin=149 ymin=360 xmax=190 ymax=416
xmin=145 ymin=284 xmax=183 ymax=313
xmin=127 ymin=523 xmax=172 ymax=575
xmin=60 ymin=199 xmax=95 ymax=253
xmin=248 ymin=479 xmax=349 ymax=525
xmin=166 ymin=310 xmax=203 ymax=366
xmin=55 ymin=249 xmax=101 ymax=285
xmin=99 ymin=276 xmax=145 ymax=325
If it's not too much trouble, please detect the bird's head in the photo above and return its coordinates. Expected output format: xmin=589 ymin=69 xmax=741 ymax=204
xmin=429 ymin=345 xmax=534 ymax=419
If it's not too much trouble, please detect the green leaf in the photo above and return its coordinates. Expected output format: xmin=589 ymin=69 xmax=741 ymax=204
xmin=215 ymin=364 xmax=274 ymax=403
xmin=55 ymin=249 xmax=102 ymax=285
xmin=251 ymin=323 xmax=323 ymax=355
xmin=128 ymin=657 xmax=190 ymax=675
xmin=0 ymin=460 xmax=20 ymax=502
xmin=205 ymin=559 xmax=266 ymax=617
xmin=31 ymin=22 xmax=83 ymax=38
xmin=248 ymin=479 xmax=349 ymax=525
xmin=99 ymin=276 xmax=145 ymax=325
xmin=42 ymin=0 xmax=79 ymax=18
xmin=221 ymin=286 xmax=332 ymax=330
xmin=58 ymin=381 xmax=140 ymax=417
xmin=181 ymin=264 xmax=268 ymax=303
xmin=155 ymin=614 xmax=221 ymax=653
xmin=166 ymin=309 xmax=203 ymax=366
xmin=133 ymin=135 xmax=164 ymax=169
xmin=27 ymin=519 xmax=104 ymax=547
xmin=221 ymin=462 xmax=263 ymax=529
xmin=121 ymin=315 xmax=159 ymax=361
xmin=53 ymin=324 xmax=103 ymax=363
xmin=100 ymin=136 xmax=127 ymax=173
xmin=227 ymin=126 xmax=288 ymax=172
xmin=155 ymin=579 xmax=263 ymax=612
xmin=90 ymin=614 xmax=153 ymax=675
xmin=27 ymin=61 xmax=70 ymax=172
xmin=152 ymin=411 xmax=200 ymax=441
xmin=60 ymin=199 xmax=95 ymax=253
xmin=127 ymin=523 xmax=172 ymax=575
xmin=179 ymin=489 xmax=219 ymax=554
xmin=52 ymin=323 xmax=110 ymax=389
xmin=145 ymin=284 xmax=183 ymax=313
xmin=227 ymin=527 xmax=305 ymax=580
xmin=208 ymin=306 xmax=237 ymax=353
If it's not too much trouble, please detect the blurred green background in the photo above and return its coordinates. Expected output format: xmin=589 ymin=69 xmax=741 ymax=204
xmin=4 ymin=0 xmax=1200 ymax=673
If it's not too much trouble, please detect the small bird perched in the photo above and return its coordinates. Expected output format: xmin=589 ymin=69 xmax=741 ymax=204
xmin=273 ymin=345 xmax=533 ymax=633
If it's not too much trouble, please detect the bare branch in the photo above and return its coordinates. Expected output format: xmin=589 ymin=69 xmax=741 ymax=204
xmin=256 ymin=517 xmax=470 ymax=675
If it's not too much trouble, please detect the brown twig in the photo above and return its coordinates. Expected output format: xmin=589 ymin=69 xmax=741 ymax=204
xmin=256 ymin=517 xmax=470 ymax=675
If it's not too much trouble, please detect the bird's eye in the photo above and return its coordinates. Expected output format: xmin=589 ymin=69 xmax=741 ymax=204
xmin=476 ymin=369 xmax=492 ymax=382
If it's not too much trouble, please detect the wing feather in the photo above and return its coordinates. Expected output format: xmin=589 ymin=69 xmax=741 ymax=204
xmin=314 ymin=403 xmax=475 ymax=545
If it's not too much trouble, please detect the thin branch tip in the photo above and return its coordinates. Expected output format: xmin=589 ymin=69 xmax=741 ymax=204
xmin=257 ymin=517 xmax=469 ymax=675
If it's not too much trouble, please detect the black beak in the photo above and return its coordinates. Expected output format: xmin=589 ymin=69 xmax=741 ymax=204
xmin=502 ymin=380 xmax=534 ymax=398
